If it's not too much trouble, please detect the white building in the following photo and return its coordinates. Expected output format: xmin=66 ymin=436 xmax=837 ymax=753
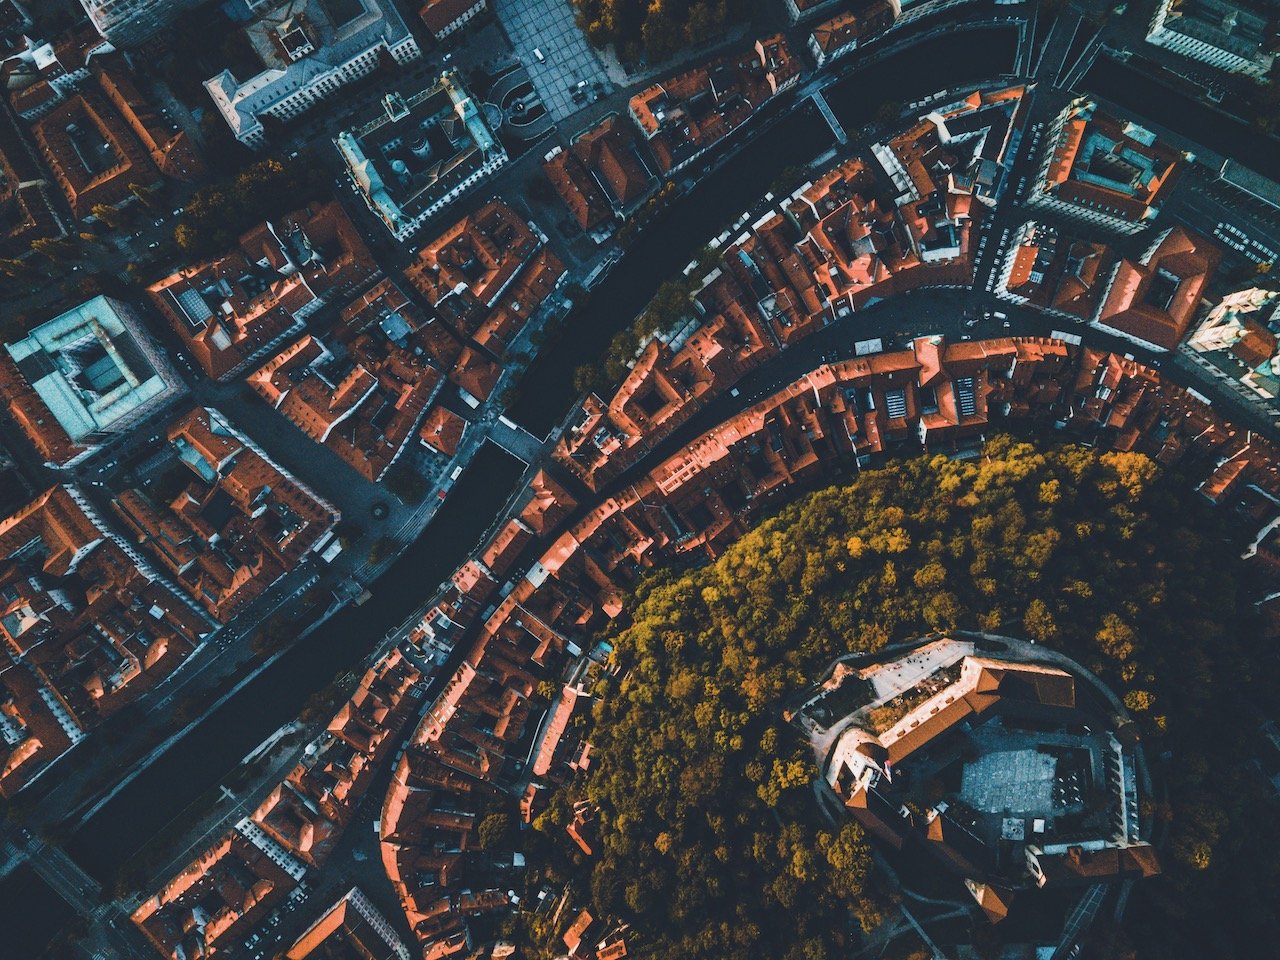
xmin=204 ymin=0 xmax=420 ymax=149
xmin=79 ymin=0 xmax=203 ymax=45
xmin=3 ymin=296 xmax=184 ymax=468
xmin=1147 ymin=0 xmax=1275 ymax=79
xmin=419 ymin=0 xmax=488 ymax=40
xmin=1184 ymin=287 xmax=1280 ymax=401
xmin=336 ymin=73 xmax=508 ymax=242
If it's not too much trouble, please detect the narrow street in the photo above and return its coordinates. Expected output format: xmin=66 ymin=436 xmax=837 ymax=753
xmin=3 ymin=0 xmax=1280 ymax=956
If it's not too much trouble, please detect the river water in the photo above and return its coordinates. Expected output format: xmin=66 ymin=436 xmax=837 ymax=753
xmin=61 ymin=21 xmax=1024 ymax=897
xmin=67 ymin=442 xmax=525 ymax=880
xmin=510 ymin=26 xmax=1019 ymax=435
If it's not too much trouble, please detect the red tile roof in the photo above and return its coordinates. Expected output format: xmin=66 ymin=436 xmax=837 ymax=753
xmin=1094 ymin=226 xmax=1221 ymax=350
xmin=112 ymin=407 xmax=338 ymax=622
xmin=629 ymin=37 xmax=800 ymax=174
xmin=150 ymin=201 xmax=378 ymax=381
xmin=419 ymin=404 xmax=467 ymax=458
xmin=30 ymin=89 xmax=159 ymax=219
xmin=0 ymin=485 xmax=208 ymax=796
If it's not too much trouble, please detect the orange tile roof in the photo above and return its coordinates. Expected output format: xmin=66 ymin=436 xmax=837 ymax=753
xmin=810 ymin=1 xmax=895 ymax=55
xmin=31 ymin=89 xmax=159 ymax=219
xmin=113 ymin=407 xmax=338 ymax=622
xmin=628 ymin=37 xmax=799 ymax=174
xmin=420 ymin=404 xmax=467 ymax=458
xmin=94 ymin=55 xmax=205 ymax=181
xmin=251 ymin=330 xmax=442 ymax=481
xmin=1095 ymin=226 xmax=1221 ymax=350
xmin=0 ymin=485 xmax=207 ymax=795
xmin=150 ymin=201 xmax=377 ymax=381
xmin=1038 ymin=102 xmax=1184 ymax=225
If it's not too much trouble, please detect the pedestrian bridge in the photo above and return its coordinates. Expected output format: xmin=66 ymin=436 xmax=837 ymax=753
xmin=810 ymin=89 xmax=848 ymax=145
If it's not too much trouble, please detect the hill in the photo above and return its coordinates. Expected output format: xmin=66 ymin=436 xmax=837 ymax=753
xmin=554 ymin=437 xmax=1280 ymax=959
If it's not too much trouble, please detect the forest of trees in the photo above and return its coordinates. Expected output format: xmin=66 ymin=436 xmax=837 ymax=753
xmin=173 ymin=154 xmax=329 ymax=257
xmin=567 ymin=438 xmax=1280 ymax=959
xmin=572 ymin=0 xmax=754 ymax=64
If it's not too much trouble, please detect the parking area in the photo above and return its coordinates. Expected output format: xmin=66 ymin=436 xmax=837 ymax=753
xmin=495 ymin=0 xmax=612 ymax=123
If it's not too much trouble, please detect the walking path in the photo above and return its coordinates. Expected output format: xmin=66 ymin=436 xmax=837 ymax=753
xmin=811 ymin=90 xmax=847 ymax=144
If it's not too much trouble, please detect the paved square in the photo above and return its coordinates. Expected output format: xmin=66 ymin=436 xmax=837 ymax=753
xmin=960 ymin=749 xmax=1056 ymax=814
xmin=496 ymin=0 xmax=613 ymax=123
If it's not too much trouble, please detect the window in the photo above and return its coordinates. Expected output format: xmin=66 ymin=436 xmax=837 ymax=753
xmin=955 ymin=377 xmax=977 ymax=417
xmin=884 ymin=389 xmax=907 ymax=419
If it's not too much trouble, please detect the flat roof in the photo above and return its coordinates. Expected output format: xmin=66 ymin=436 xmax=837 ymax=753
xmin=1221 ymin=159 xmax=1280 ymax=211
xmin=336 ymin=72 xmax=502 ymax=228
xmin=5 ymin=296 xmax=167 ymax=441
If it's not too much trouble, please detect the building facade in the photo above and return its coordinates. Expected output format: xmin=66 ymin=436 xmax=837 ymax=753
xmin=336 ymin=73 xmax=507 ymax=242
xmin=79 ymin=0 xmax=203 ymax=45
xmin=1147 ymin=0 xmax=1275 ymax=78
xmin=1027 ymin=98 xmax=1185 ymax=235
xmin=418 ymin=0 xmax=488 ymax=40
xmin=204 ymin=0 xmax=420 ymax=149
xmin=808 ymin=1 xmax=896 ymax=67
xmin=0 ymin=295 xmax=184 ymax=467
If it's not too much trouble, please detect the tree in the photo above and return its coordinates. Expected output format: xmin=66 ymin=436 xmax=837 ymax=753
xmin=574 ymin=363 xmax=602 ymax=394
xmin=91 ymin=203 xmax=122 ymax=228
xmin=32 ymin=237 xmax=74 ymax=261
xmin=251 ymin=613 xmax=299 ymax=655
xmin=1022 ymin=598 xmax=1056 ymax=643
xmin=0 ymin=258 xmax=32 ymax=281
xmin=385 ymin=463 xmax=429 ymax=503
xmin=571 ymin=0 xmax=751 ymax=63
xmin=575 ymin=439 xmax=1271 ymax=960
xmin=367 ymin=536 xmax=397 ymax=566
xmin=129 ymin=182 xmax=159 ymax=208
xmin=641 ymin=6 xmax=682 ymax=61
xmin=478 ymin=811 xmax=516 ymax=850
xmin=684 ymin=1 xmax=726 ymax=44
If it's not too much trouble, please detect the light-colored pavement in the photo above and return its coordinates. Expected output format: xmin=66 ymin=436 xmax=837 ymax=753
xmin=495 ymin=0 xmax=614 ymax=122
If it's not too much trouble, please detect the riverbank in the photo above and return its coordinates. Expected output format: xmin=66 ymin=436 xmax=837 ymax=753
xmin=67 ymin=442 xmax=526 ymax=882
xmin=509 ymin=26 xmax=1018 ymax=435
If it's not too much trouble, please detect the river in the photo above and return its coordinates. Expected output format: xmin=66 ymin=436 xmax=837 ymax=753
xmin=509 ymin=26 xmax=1018 ymax=435
xmin=0 ymin=864 xmax=75 ymax=956
xmin=67 ymin=442 xmax=525 ymax=881
xmin=63 ymin=23 xmax=1019 ymax=889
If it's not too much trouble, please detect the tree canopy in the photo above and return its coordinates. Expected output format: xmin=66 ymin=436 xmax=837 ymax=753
xmin=573 ymin=0 xmax=752 ymax=63
xmin=174 ymin=155 xmax=329 ymax=257
xmin=567 ymin=437 xmax=1280 ymax=959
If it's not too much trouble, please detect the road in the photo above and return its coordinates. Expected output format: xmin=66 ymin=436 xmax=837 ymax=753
xmin=5 ymin=2 xmax=1280 ymax=956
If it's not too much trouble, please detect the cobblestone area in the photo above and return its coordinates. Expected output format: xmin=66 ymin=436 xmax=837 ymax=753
xmin=495 ymin=0 xmax=613 ymax=122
